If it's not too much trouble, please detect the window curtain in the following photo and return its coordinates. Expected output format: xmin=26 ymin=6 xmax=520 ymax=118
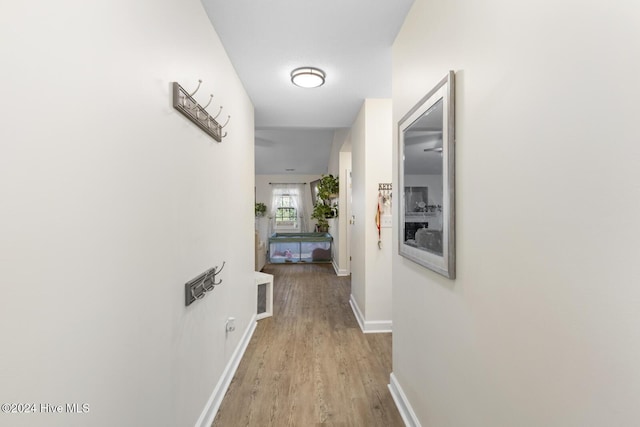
xmin=269 ymin=183 xmax=309 ymax=235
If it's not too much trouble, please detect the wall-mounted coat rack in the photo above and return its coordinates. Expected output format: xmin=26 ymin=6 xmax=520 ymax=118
xmin=376 ymin=183 xmax=393 ymax=249
xmin=173 ymin=80 xmax=230 ymax=142
xmin=185 ymin=261 xmax=226 ymax=306
xmin=378 ymin=183 xmax=392 ymax=209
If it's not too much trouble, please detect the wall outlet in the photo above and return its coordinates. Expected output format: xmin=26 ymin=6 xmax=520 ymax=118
xmin=226 ymin=317 xmax=236 ymax=333
xmin=381 ymin=215 xmax=392 ymax=228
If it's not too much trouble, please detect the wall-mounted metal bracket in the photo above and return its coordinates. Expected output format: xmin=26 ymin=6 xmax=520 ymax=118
xmin=184 ymin=261 xmax=226 ymax=306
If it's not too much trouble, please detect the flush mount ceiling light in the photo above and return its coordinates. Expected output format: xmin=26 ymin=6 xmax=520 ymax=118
xmin=291 ymin=67 xmax=326 ymax=88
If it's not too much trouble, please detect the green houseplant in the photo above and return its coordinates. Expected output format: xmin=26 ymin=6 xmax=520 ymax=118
xmin=317 ymin=174 xmax=339 ymax=202
xmin=311 ymin=203 xmax=337 ymax=232
xmin=255 ymin=202 xmax=267 ymax=217
xmin=312 ymin=174 xmax=339 ymax=232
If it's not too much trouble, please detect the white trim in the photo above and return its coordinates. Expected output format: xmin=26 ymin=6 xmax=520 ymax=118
xmin=349 ymin=294 xmax=392 ymax=333
xmin=389 ymin=373 xmax=422 ymax=427
xmin=255 ymin=271 xmax=274 ymax=320
xmin=195 ymin=315 xmax=257 ymax=427
xmin=332 ymin=259 xmax=349 ymax=276
xmin=273 ymin=224 xmax=300 ymax=232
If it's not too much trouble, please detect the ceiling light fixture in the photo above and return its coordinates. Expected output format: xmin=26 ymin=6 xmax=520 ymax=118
xmin=291 ymin=67 xmax=326 ymax=88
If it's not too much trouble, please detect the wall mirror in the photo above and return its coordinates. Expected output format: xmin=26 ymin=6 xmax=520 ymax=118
xmin=398 ymin=71 xmax=455 ymax=278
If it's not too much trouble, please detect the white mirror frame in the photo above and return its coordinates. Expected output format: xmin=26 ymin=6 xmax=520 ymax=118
xmin=398 ymin=71 xmax=455 ymax=279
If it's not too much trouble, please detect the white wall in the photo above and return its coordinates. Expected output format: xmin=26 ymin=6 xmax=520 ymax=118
xmin=0 ymin=1 xmax=255 ymax=426
xmin=328 ymin=129 xmax=350 ymax=177
xmin=326 ymin=129 xmax=352 ymax=275
xmin=392 ymin=0 xmax=640 ymax=426
xmin=350 ymin=99 xmax=393 ymax=331
xmin=336 ymin=150 xmax=353 ymax=275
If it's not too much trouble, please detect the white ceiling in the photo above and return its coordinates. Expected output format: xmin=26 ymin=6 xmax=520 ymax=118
xmin=201 ymin=0 xmax=415 ymax=174
xmin=255 ymin=128 xmax=335 ymax=175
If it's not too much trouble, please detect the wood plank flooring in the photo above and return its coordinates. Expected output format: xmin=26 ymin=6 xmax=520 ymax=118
xmin=212 ymin=263 xmax=403 ymax=427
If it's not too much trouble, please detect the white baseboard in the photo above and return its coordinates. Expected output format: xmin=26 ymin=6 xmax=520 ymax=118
xmin=389 ymin=373 xmax=422 ymax=427
xmin=349 ymin=294 xmax=392 ymax=333
xmin=332 ymin=260 xmax=350 ymax=276
xmin=195 ymin=314 xmax=257 ymax=427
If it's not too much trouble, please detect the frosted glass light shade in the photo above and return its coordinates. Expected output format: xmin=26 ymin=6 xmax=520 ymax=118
xmin=291 ymin=67 xmax=325 ymax=88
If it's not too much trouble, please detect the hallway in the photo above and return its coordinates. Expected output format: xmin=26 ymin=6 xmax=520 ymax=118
xmin=213 ymin=264 xmax=403 ymax=426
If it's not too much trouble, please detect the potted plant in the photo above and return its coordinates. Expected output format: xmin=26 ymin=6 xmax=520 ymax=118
xmin=255 ymin=202 xmax=267 ymax=217
xmin=311 ymin=174 xmax=339 ymax=232
xmin=317 ymin=174 xmax=339 ymax=202
xmin=311 ymin=203 xmax=331 ymax=232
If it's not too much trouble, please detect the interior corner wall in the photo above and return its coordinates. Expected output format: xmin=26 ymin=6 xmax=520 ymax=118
xmin=336 ymin=150 xmax=352 ymax=276
xmin=392 ymin=1 xmax=640 ymax=426
xmin=327 ymin=129 xmax=352 ymax=275
xmin=0 ymin=1 xmax=255 ymax=426
xmin=350 ymin=99 xmax=393 ymax=330
xmin=328 ymin=129 xmax=349 ymax=177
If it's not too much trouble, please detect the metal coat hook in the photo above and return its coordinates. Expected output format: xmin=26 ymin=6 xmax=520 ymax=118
xmin=195 ymin=94 xmax=214 ymax=120
xmin=189 ymin=79 xmax=203 ymax=97
xmin=211 ymin=261 xmax=226 ymax=286
xmin=212 ymin=106 xmax=223 ymax=120
xmin=216 ymin=261 xmax=226 ymax=274
xmin=221 ymin=115 xmax=231 ymax=128
xmin=202 ymin=269 xmax=215 ymax=292
xmin=202 ymin=94 xmax=214 ymax=109
xmin=191 ymin=284 xmax=206 ymax=300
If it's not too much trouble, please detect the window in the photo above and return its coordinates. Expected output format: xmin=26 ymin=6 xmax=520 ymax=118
xmin=275 ymin=194 xmax=297 ymax=226
xmin=269 ymin=183 xmax=308 ymax=233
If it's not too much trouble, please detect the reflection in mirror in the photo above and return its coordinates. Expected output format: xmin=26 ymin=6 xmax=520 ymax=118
xmin=403 ymin=99 xmax=444 ymax=256
xmin=398 ymin=71 xmax=455 ymax=278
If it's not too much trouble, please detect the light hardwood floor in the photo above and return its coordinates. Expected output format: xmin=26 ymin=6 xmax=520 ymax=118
xmin=212 ymin=263 xmax=403 ymax=427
